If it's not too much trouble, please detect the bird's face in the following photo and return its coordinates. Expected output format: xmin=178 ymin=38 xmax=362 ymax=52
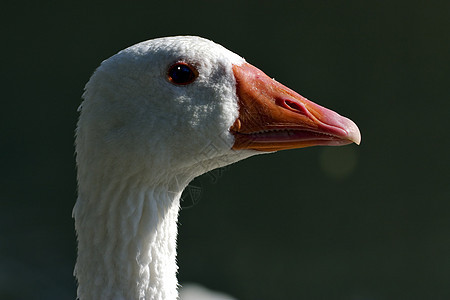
xmin=77 ymin=36 xmax=360 ymax=186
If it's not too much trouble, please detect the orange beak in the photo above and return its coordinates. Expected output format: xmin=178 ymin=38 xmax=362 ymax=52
xmin=230 ymin=63 xmax=361 ymax=152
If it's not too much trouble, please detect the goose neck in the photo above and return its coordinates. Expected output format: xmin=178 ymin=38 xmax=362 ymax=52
xmin=74 ymin=179 xmax=183 ymax=300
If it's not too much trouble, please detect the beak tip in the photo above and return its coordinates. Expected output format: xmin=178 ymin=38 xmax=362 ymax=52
xmin=347 ymin=121 xmax=361 ymax=145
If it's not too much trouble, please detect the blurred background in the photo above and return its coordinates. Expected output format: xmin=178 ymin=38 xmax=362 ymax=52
xmin=1 ymin=0 xmax=449 ymax=299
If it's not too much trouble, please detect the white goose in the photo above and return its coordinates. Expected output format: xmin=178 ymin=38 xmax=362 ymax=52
xmin=74 ymin=36 xmax=361 ymax=300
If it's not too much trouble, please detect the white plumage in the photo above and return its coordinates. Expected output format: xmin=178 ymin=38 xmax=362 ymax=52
xmin=74 ymin=36 xmax=360 ymax=300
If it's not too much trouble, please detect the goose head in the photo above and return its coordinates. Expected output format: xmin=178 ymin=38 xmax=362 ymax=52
xmin=77 ymin=36 xmax=360 ymax=191
xmin=75 ymin=36 xmax=361 ymax=300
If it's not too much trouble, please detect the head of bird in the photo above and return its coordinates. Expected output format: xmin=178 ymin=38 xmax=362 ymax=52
xmin=76 ymin=36 xmax=360 ymax=191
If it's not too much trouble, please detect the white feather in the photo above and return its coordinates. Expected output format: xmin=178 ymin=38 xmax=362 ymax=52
xmin=74 ymin=36 xmax=256 ymax=300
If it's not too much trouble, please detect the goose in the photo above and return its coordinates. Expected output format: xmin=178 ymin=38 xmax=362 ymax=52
xmin=74 ymin=36 xmax=361 ymax=300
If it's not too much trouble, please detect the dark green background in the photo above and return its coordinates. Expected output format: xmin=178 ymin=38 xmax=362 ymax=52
xmin=2 ymin=1 xmax=449 ymax=299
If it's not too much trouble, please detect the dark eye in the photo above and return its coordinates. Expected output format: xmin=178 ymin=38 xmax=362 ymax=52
xmin=167 ymin=62 xmax=198 ymax=85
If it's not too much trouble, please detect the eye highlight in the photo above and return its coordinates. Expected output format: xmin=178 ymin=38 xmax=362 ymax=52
xmin=167 ymin=62 xmax=198 ymax=85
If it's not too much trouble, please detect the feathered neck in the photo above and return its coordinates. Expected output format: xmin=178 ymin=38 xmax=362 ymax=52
xmin=73 ymin=170 xmax=184 ymax=300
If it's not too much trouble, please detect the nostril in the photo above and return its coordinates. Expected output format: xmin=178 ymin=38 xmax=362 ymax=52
xmin=285 ymin=100 xmax=302 ymax=111
xmin=277 ymin=98 xmax=307 ymax=116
